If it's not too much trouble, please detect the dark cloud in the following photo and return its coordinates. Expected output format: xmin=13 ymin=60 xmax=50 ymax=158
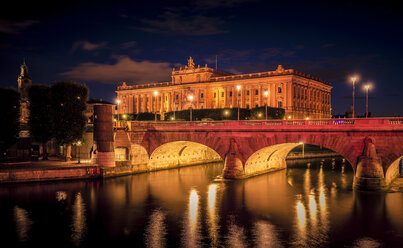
xmin=138 ymin=11 xmax=227 ymax=36
xmin=60 ymin=56 xmax=172 ymax=84
xmin=72 ymin=41 xmax=108 ymax=52
xmin=0 ymin=19 xmax=39 ymax=34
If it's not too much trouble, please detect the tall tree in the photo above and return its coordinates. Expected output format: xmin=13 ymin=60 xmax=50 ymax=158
xmin=28 ymin=85 xmax=53 ymax=160
xmin=50 ymin=81 xmax=88 ymax=160
xmin=0 ymin=87 xmax=20 ymax=159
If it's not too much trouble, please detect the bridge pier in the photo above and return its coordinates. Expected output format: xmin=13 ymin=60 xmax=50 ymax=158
xmin=223 ymin=139 xmax=244 ymax=179
xmin=353 ymin=137 xmax=386 ymax=190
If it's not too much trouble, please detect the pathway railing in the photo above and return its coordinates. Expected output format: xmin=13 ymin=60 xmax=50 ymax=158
xmin=116 ymin=117 xmax=403 ymax=130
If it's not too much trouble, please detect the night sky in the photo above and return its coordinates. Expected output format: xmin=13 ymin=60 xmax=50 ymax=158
xmin=1 ymin=0 xmax=402 ymax=117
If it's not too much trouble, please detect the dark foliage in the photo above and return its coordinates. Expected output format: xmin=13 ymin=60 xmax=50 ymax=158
xmin=0 ymin=87 xmax=20 ymax=151
xmin=50 ymin=81 xmax=88 ymax=145
xmin=164 ymin=106 xmax=285 ymax=121
xmin=28 ymin=85 xmax=53 ymax=143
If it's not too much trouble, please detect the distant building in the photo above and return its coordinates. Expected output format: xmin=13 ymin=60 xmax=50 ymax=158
xmin=116 ymin=57 xmax=332 ymax=119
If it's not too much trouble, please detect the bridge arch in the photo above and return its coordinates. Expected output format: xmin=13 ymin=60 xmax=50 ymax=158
xmin=385 ymin=156 xmax=403 ymax=185
xmin=148 ymin=141 xmax=223 ymax=171
xmin=242 ymin=143 xmax=353 ymax=177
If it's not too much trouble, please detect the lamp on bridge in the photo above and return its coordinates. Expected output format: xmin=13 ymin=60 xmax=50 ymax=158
xmin=299 ymin=141 xmax=304 ymax=158
xmin=264 ymin=90 xmax=269 ymax=120
xmin=364 ymin=84 xmax=371 ymax=118
xmin=188 ymin=95 xmax=194 ymax=121
xmin=154 ymin=91 xmax=158 ymax=122
xmin=350 ymin=76 xmax=359 ymax=118
xmin=237 ymin=85 xmax=241 ymax=121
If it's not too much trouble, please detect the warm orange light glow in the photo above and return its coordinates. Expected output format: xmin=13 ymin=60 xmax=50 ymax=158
xmin=305 ymin=117 xmax=309 ymax=120
xmin=188 ymin=95 xmax=194 ymax=101
xmin=154 ymin=91 xmax=158 ymax=96
xmin=116 ymin=99 xmax=121 ymax=104
xmin=236 ymin=85 xmax=241 ymax=91
xmin=122 ymin=114 xmax=127 ymax=119
xmin=364 ymin=84 xmax=371 ymax=90
xmin=350 ymin=76 xmax=359 ymax=83
xmin=288 ymin=115 xmax=291 ymax=119
xmin=296 ymin=200 xmax=306 ymax=228
xmin=264 ymin=90 xmax=269 ymax=97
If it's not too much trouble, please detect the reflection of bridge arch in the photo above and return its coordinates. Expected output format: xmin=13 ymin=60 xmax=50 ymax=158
xmin=148 ymin=141 xmax=223 ymax=171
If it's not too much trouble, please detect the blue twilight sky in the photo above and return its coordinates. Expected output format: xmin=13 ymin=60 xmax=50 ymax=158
xmin=0 ymin=0 xmax=402 ymax=116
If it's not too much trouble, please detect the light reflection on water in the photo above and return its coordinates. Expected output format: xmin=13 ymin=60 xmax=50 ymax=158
xmin=1 ymin=157 xmax=403 ymax=247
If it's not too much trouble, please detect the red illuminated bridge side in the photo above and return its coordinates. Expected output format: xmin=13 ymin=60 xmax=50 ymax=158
xmin=113 ymin=118 xmax=403 ymax=191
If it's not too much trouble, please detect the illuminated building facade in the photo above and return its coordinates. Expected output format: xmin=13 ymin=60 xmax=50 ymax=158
xmin=116 ymin=57 xmax=332 ymax=119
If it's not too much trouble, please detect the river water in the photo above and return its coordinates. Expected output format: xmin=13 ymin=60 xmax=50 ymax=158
xmin=1 ymin=157 xmax=402 ymax=248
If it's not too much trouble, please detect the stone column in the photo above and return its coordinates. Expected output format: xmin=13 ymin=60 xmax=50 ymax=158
xmin=93 ymin=104 xmax=115 ymax=167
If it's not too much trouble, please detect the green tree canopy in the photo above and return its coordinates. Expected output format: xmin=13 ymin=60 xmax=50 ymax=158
xmin=50 ymin=81 xmax=88 ymax=145
xmin=0 ymin=87 xmax=20 ymax=151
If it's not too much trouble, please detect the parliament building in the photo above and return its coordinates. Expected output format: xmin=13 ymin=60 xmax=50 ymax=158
xmin=116 ymin=57 xmax=332 ymax=119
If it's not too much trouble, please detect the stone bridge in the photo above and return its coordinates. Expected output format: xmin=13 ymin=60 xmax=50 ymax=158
xmin=113 ymin=118 xmax=403 ymax=190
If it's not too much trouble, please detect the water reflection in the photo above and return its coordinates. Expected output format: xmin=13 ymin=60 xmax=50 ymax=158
xmin=145 ymin=209 xmax=166 ymax=248
xmin=182 ymin=189 xmax=201 ymax=248
xmin=1 ymin=158 xmax=403 ymax=247
xmin=207 ymin=184 xmax=220 ymax=247
xmin=71 ymin=192 xmax=86 ymax=246
xmin=13 ymin=206 xmax=32 ymax=242
xmin=226 ymin=216 xmax=247 ymax=248
xmin=252 ymin=221 xmax=283 ymax=248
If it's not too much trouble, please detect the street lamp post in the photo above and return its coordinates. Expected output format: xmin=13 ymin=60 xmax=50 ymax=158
xmin=77 ymin=140 xmax=81 ymax=164
xmin=351 ymin=77 xmax=358 ymax=118
xmin=264 ymin=90 xmax=269 ymax=120
xmin=154 ymin=91 xmax=158 ymax=122
xmin=299 ymin=141 xmax=304 ymax=158
xmin=116 ymin=99 xmax=121 ymax=122
xmin=364 ymin=84 xmax=370 ymax=118
xmin=188 ymin=95 xmax=194 ymax=121
xmin=237 ymin=85 xmax=241 ymax=121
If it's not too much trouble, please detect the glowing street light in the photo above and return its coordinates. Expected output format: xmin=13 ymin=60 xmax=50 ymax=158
xmin=364 ymin=84 xmax=371 ymax=118
xmin=77 ymin=140 xmax=82 ymax=164
xmin=264 ymin=90 xmax=269 ymax=120
xmin=236 ymin=85 xmax=241 ymax=121
xmin=154 ymin=91 xmax=158 ymax=122
xmin=224 ymin=110 xmax=230 ymax=120
xmin=350 ymin=76 xmax=358 ymax=118
xmin=188 ymin=95 xmax=194 ymax=121
xmin=258 ymin=112 xmax=263 ymax=119
xmin=299 ymin=141 xmax=304 ymax=158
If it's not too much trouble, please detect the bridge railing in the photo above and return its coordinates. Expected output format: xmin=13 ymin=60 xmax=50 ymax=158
xmin=125 ymin=117 xmax=403 ymax=130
